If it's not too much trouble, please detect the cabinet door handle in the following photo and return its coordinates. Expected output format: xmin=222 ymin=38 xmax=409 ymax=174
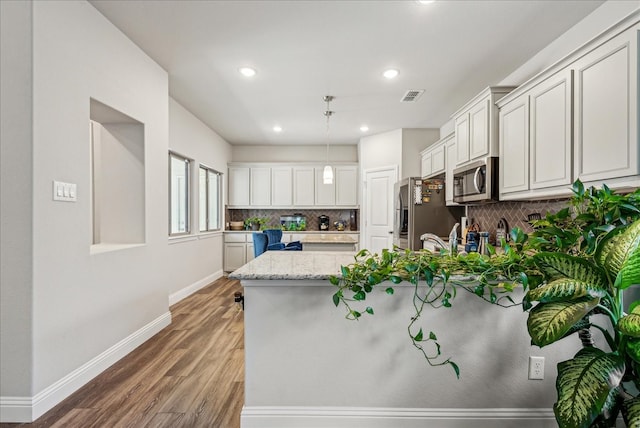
xmin=473 ymin=167 xmax=484 ymax=193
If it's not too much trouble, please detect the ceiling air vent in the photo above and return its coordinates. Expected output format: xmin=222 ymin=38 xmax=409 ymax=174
xmin=401 ymin=89 xmax=425 ymax=102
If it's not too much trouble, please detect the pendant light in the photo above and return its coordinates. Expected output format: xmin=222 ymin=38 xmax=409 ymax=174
xmin=323 ymin=95 xmax=334 ymax=184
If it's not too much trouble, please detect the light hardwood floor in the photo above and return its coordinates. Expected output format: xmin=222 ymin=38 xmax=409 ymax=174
xmin=2 ymin=277 xmax=244 ymax=428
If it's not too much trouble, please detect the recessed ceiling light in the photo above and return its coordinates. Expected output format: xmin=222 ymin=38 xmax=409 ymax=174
xmin=239 ymin=67 xmax=256 ymax=77
xmin=360 ymin=125 xmax=369 ymax=132
xmin=383 ymin=69 xmax=399 ymax=79
xmin=273 ymin=125 xmax=283 ymax=133
xmin=416 ymin=0 xmax=435 ymax=4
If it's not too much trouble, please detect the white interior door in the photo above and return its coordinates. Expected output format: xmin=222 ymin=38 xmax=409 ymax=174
xmin=363 ymin=166 xmax=398 ymax=255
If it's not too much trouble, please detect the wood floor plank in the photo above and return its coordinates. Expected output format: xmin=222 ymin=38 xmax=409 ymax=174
xmin=0 ymin=278 xmax=244 ymax=428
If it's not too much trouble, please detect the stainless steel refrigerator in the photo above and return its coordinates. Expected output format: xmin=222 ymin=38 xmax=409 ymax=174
xmin=393 ymin=177 xmax=465 ymax=250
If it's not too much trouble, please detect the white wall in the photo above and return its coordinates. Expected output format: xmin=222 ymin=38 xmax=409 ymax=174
xmin=499 ymin=0 xmax=639 ymax=87
xmin=358 ymin=129 xmax=403 ymax=174
xmin=401 ymin=129 xmax=440 ymax=178
xmin=0 ymin=0 xmax=34 ymax=401
xmin=167 ymin=97 xmax=232 ymax=302
xmin=232 ymin=144 xmax=357 ymax=163
xmin=358 ymin=128 xmax=439 ymax=181
xmin=243 ymin=281 xmax=576 ymax=427
xmin=31 ymin=0 xmax=172 ymax=396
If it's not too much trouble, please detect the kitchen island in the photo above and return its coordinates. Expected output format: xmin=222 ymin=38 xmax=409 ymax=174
xmin=230 ymin=251 xmax=572 ymax=428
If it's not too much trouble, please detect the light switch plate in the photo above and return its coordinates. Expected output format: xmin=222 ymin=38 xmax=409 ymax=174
xmin=53 ymin=180 xmax=77 ymax=202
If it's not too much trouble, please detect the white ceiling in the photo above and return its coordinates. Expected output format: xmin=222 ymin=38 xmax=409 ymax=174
xmin=90 ymin=0 xmax=604 ymax=146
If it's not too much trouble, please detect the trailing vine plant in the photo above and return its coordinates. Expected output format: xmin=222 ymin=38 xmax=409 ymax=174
xmin=330 ymin=181 xmax=640 ymax=428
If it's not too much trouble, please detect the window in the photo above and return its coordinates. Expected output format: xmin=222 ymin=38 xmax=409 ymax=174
xmin=199 ymin=165 xmax=222 ymax=232
xmin=169 ymin=152 xmax=191 ymax=235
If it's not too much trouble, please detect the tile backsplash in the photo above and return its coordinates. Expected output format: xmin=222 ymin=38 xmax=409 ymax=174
xmin=466 ymin=199 xmax=568 ymax=243
xmin=227 ymin=208 xmax=358 ymax=231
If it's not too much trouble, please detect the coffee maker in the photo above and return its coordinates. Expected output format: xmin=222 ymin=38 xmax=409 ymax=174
xmin=318 ymin=215 xmax=330 ymax=231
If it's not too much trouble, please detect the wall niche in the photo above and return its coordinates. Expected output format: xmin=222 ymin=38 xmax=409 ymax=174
xmin=89 ymin=98 xmax=145 ymax=250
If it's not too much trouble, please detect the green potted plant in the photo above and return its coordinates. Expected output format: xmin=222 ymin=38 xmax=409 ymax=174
xmin=245 ymin=216 xmax=268 ymax=231
xmin=331 ymin=181 xmax=640 ymax=427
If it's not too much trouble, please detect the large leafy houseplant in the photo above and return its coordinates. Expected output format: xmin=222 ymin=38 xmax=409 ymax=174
xmin=331 ymin=181 xmax=640 ymax=427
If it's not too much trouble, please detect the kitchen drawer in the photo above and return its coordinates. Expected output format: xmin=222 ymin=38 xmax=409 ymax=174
xmin=224 ymin=233 xmax=247 ymax=243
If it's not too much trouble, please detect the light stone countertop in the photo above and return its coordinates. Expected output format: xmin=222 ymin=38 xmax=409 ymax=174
xmin=228 ymin=251 xmax=357 ymax=280
xmin=225 ymin=230 xmax=359 ymax=234
xmin=300 ymin=234 xmax=358 ymax=244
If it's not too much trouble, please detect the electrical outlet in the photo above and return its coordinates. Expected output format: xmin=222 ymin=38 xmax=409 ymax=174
xmin=529 ymin=356 xmax=544 ymax=380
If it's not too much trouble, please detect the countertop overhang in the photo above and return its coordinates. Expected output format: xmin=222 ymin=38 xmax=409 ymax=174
xmin=228 ymin=251 xmax=357 ymax=280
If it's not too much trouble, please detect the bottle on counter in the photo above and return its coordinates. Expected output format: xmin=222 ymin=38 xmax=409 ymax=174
xmin=478 ymin=231 xmax=490 ymax=255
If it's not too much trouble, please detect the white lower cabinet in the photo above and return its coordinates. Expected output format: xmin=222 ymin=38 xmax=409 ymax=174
xmin=224 ymin=233 xmax=254 ymax=272
xmin=224 ymin=242 xmax=247 ymax=272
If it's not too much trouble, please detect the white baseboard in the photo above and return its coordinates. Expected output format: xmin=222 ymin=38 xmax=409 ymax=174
xmin=241 ymin=406 xmax=557 ymax=428
xmin=169 ymin=270 xmax=223 ymax=306
xmin=0 ymin=311 xmax=171 ymax=423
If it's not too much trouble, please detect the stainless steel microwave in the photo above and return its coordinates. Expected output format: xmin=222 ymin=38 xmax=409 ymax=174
xmin=452 ymin=157 xmax=498 ymax=203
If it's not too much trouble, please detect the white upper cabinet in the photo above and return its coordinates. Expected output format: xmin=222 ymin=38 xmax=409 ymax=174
xmin=227 ymin=163 xmax=358 ymax=208
xmin=271 ymin=167 xmax=293 ymax=206
xmin=445 ymin=136 xmax=457 ymax=205
xmin=315 ymin=166 xmax=336 ymax=206
xmin=573 ymin=26 xmax=638 ymax=183
xmin=335 ymin=165 xmax=358 ymax=206
xmin=499 ymin=93 xmax=529 ymax=196
xmin=228 ymin=166 xmax=250 ymax=206
xmin=452 ymin=87 xmax=516 ymax=167
xmin=421 ymin=151 xmax=432 ymax=178
xmin=293 ymin=167 xmax=315 ymax=206
xmin=250 ymin=167 xmax=271 ymax=206
xmin=469 ymin=99 xmax=490 ymax=160
xmin=455 ymin=114 xmax=470 ymax=165
xmin=420 ymin=139 xmax=446 ymax=179
xmin=529 ymin=69 xmax=573 ymax=190
xmin=497 ymin=19 xmax=639 ymax=199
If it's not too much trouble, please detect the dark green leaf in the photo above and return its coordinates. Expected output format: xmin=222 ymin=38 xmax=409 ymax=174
xmin=332 ymin=292 xmax=340 ymax=307
xmin=449 ymin=361 xmax=460 ymax=379
xmin=414 ymin=328 xmax=423 ymax=342
xmin=353 ymin=291 xmax=366 ymax=301
xmin=626 ymin=337 xmax=640 ymax=363
xmin=365 ymin=306 xmax=374 ymax=315
xmin=341 ymin=265 xmax=350 ymax=277
xmin=385 ymin=287 xmax=394 ymax=295
xmin=526 ymin=278 xmax=608 ymax=303
xmin=329 ymin=275 xmax=340 ymax=286
xmin=533 ymin=252 xmax=607 ymax=287
xmin=527 ymin=299 xmax=600 ymax=347
xmin=622 ymin=397 xmax=640 ymax=428
xmin=618 ymin=309 xmax=640 ymax=337
xmin=572 ymin=179 xmax=585 ymax=197
xmin=474 ymin=285 xmax=484 ymax=297
xmin=554 ymin=348 xmax=625 ymax=428
xmin=429 ymin=331 xmax=437 ymax=340
xmin=390 ymin=275 xmax=402 ymax=284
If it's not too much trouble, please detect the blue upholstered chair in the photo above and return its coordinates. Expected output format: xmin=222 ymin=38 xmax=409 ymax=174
xmin=263 ymin=229 xmax=303 ymax=252
xmin=252 ymin=232 xmax=269 ymax=258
